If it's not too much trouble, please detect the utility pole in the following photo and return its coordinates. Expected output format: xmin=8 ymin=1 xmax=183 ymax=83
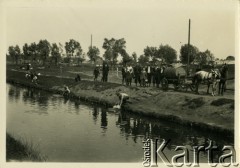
xmin=187 ymin=19 xmax=191 ymax=76
xmin=91 ymin=34 xmax=93 ymax=49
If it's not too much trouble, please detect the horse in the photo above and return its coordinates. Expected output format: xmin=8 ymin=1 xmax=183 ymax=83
xmin=125 ymin=71 xmax=132 ymax=86
xmin=218 ymin=64 xmax=228 ymax=95
xmin=192 ymin=69 xmax=221 ymax=96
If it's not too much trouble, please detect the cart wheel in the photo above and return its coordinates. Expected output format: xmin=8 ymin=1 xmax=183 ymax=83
xmin=161 ymin=78 xmax=168 ymax=90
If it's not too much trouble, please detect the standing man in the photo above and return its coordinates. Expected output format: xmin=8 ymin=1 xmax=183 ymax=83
xmin=140 ymin=68 xmax=147 ymax=87
xmin=155 ymin=65 xmax=161 ymax=88
xmin=152 ymin=64 xmax=157 ymax=87
xmin=102 ymin=61 xmax=110 ymax=82
xmin=146 ymin=63 xmax=152 ymax=87
xmin=126 ymin=63 xmax=133 ymax=74
xmin=133 ymin=62 xmax=141 ymax=86
xmin=93 ymin=65 xmax=100 ymax=81
xmin=121 ymin=64 xmax=127 ymax=85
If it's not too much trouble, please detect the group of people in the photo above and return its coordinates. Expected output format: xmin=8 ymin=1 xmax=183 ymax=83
xmin=93 ymin=61 xmax=109 ymax=82
xmin=121 ymin=63 xmax=166 ymax=88
xmin=92 ymin=62 xmax=166 ymax=88
xmin=24 ymin=63 xmax=41 ymax=84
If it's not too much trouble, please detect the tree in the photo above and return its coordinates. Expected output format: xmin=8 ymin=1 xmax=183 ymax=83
xmin=143 ymin=46 xmax=157 ymax=58
xmin=65 ymin=39 xmax=81 ymax=58
xmin=114 ymin=38 xmax=127 ymax=55
xmin=180 ymin=44 xmax=199 ymax=64
xmin=38 ymin=39 xmax=51 ymax=65
xmin=121 ymin=50 xmax=133 ymax=65
xmin=204 ymin=49 xmax=214 ymax=65
xmin=226 ymin=55 xmax=234 ymax=61
xmin=29 ymin=42 xmax=39 ymax=63
xmin=15 ymin=45 xmax=21 ymax=64
xmin=102 ymin=38 xmax=126 ymax=66
xmin=23 ymin=43 xmax=31 ymax=63
xmin=87 ymin=46 xmax=100 ymax=63
xmin=194 ymin=51 xmax=207 ymax=67
xmin=58 ymin=43 xmax=64 ymax=57
xmin=77 ymin=52 xmax=85 ymax=65
xmin=8 ymin=46 xmax=15 ymax=64
xmin=51 ymin=43 xmax=61 ymax=65
xmin=8 ymin=45 xmax=21 ymax=64
xmin=103 ymin=48 xmax=114 ymax=64
xmin=157 ymin=44 xmax=177 ymax=64
xmin=132 ymin=52 xmax=137 ymax=63
xmin=138 ymin=55 xmax=149 ymax=66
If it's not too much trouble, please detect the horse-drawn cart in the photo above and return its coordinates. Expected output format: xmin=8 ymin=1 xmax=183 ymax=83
xmin=161 ymin=66 xmax=194 ymax=91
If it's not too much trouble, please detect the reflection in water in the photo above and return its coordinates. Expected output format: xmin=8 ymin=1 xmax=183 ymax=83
xmin=101 ymin=108 xmax=108 ymax=133
xmin=7 ymin=84 xmax=233 ymax=162
xmin=8 ymin=86 xmax=20 ymax=101
xmin=92 ymin=107 xmax=99 ymax=124
xmin=114 ymin=110 xmax=227 ymax=162
xmin=21 ymin=87 xmax=49 ymax=115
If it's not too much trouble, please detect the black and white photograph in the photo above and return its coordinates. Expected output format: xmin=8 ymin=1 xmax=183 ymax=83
xmin=1 ymin=0 xmax=239 ymax=167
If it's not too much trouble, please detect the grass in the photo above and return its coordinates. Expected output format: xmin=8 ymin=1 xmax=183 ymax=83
xmin=7 ymin=64 xmax=93 ymax=79
xmin=7 ymin=63 xmax=124 ymax=84
xmin=7 ymin=68 xmax=122 ymax=91
xmin=6 ymin=133 xmax=47 ymax=162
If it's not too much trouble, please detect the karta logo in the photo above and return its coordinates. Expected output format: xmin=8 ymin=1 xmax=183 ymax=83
xmin=142 ymin=138 xmax=239 ymax=167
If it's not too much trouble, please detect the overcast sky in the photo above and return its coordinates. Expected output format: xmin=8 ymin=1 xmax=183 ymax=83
xmin=3 ymin=0 xmax=238 ymax=60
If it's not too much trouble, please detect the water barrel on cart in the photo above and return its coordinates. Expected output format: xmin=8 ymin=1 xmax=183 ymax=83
xmin=175 ymin=66 xmax=187 ymax=78
xmin=163 ymin=67 xmax=178 ymax=79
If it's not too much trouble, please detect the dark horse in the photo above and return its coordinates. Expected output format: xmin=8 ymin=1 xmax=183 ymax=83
xmin=218 ymin=64 xmax=228 ymax=95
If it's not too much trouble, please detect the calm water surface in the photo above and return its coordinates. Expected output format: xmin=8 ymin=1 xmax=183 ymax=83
xmin=7 ymin=84 xmax=233 ymax=162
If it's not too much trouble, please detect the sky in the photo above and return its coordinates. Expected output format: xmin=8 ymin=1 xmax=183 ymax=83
xmin=2 ymin=0 xmax=239 ymax=60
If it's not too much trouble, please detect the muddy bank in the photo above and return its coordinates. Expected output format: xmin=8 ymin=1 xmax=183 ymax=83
xmin=7 ymin=70 xmax=234 ymax=135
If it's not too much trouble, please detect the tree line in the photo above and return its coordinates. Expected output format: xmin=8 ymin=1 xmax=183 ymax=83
xmin=7 ymin=38 xmax=216 ymax=66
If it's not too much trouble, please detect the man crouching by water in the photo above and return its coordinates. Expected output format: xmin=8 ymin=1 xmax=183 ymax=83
xmin=113 ymin=92 xmax=129 ymax=109
xmin=63 ymin=85 xmax=70 ymax=96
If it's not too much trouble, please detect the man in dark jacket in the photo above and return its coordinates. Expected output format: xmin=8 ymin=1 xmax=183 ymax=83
xmin=102 ymin=61 xmax=109 ymax=82
xmin=121 ymin=65 xmax=127 ymax=85
xmin=93 ymin=65 xmax=100 ymax=81
xmin=152 ymin=65 xmax=157 ymax=87
xmin=133 ymin=62 xmax=141 ymax=86
xmin=154 ymin=65 xmax=165 ymax=88
xmin=145 ymin=64 xmax=152 ymax=87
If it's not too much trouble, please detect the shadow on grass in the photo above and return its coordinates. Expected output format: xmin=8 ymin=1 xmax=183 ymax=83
xmin=183 ymin=97 xmax=205 ymax=109
xmin=211 ymin=98 xmax=234 ymax=106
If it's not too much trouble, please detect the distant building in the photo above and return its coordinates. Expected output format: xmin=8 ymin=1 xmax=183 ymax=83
xmin=215 ymin=59 xmax=235 ymax=65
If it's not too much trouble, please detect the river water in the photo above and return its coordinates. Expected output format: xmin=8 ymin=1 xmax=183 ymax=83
xmin=6 ymin=84 xmax=233 ymax=163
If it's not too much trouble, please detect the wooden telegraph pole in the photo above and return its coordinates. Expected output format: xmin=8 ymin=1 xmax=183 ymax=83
xmin=91 ymin=34 xmax=93 ymax=49
xmin=187 ymin=19 xmax=191 ymax=76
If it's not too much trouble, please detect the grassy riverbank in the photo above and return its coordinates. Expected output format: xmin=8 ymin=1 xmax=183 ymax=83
xmin=6 ymin=133 xmax=46 ymax=162
xmin=6 ymin=67 xmax=235 ymax=135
